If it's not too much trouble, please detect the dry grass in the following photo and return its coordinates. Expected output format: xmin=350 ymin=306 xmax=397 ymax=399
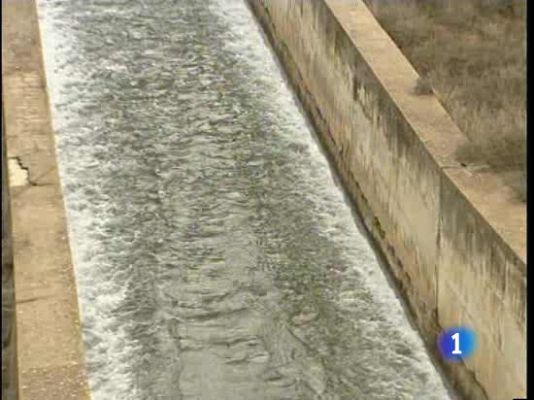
xmin=364 ymin=0 xmax=526 ymax=201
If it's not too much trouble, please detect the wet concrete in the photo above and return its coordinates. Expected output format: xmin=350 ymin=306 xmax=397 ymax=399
xmin=38 ymin=0 xmax=454 ymax=399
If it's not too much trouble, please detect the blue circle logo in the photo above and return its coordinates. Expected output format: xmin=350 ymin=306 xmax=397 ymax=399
xmin=437 ymin=326 xmax=477 ymax=362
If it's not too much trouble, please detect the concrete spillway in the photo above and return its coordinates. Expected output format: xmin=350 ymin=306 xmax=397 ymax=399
xmin=37 ymin=0 xmax=453 ymax=399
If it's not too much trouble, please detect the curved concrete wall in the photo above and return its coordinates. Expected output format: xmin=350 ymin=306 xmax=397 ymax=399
xmin=247 ymin=1 xmax=526 ymax=399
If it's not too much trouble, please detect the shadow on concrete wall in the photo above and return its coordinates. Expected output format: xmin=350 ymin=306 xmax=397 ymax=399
xmin=2 ymin=97 xmax=18 ymax=400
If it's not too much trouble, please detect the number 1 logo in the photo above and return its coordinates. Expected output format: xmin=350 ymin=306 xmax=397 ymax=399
xmin=451 ymin=332 xmax=462 ymax=355
xmin=438 ymin=326 xmax=476 ymax=362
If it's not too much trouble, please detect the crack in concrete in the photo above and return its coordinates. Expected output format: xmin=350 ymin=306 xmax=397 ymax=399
xmin=16 ymin=296 xmax=47 ymax=305
xmin=8 ymin=156 xmax=37 ymax=187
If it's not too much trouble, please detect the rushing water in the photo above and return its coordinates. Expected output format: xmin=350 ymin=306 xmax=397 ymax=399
xmin=38 ymin=0 xmax=453 ymax=399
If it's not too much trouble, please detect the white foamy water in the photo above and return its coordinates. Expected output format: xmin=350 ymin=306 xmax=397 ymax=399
xmin=38 ymin=0 xmax=453 ymax=399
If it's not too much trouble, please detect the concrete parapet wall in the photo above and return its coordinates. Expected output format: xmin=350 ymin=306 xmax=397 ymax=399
xmin=246 ymin=0 xmax=526 ymax=399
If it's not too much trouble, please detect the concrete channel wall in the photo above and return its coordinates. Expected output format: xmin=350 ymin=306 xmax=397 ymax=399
xmin=246 ymin=1 xmax=526 ymax=399
xmin=2 ymin=1 xmax=91 ymax=399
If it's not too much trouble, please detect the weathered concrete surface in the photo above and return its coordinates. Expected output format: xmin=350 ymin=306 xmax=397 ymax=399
xmin=1 ymin=1 xmax=91 ymax=399
xmin=247 ymin=0 xmax=526 ymax=399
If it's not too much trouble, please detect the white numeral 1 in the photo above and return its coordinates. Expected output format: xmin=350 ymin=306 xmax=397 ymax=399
xmin=451 ymin=332 xmax=462 ymax=354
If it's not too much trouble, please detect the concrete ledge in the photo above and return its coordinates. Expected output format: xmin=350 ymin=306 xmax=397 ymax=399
xmin=2 ymin=1 xmax=91 ymax=399
xmin=247 ymin=0 xmax=526 ymax=399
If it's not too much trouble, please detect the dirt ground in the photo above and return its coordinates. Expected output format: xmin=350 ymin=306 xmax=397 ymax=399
xmin=364 ymin=0 xmax=526 ymax=201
